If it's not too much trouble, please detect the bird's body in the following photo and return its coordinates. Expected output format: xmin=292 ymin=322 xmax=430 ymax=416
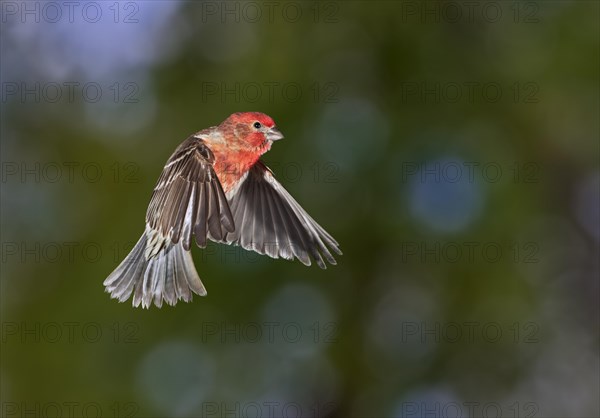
xmin=104 ymin=112 xmax=341 ymax=308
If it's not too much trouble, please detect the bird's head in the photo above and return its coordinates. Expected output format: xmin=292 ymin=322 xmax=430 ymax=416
xmin=220 ymin=112 xmax=284 ymax=152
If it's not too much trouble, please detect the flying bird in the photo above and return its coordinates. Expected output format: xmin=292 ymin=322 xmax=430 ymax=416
xmin=104 ymin=112 xmax=341 ymax=308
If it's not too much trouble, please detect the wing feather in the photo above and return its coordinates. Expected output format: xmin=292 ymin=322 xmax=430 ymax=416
xmin=146 ymin=137 xmax=234 ymax=251
xmin=217 ymin=161 xmax=341 ymax=268
xmin=195 ymin=182 xmax=208 ymax=247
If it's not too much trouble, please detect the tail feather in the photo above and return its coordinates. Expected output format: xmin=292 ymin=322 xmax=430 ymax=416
xmin=104 ymin=232 xmax=206 ymax=308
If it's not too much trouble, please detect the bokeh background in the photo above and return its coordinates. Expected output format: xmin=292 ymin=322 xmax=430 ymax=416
xmin=1 ymin=1 xmax=598 ymax=417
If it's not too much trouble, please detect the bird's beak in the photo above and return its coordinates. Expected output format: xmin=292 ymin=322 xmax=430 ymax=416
xmin=266 ymin=127 xmax=284 ymax=141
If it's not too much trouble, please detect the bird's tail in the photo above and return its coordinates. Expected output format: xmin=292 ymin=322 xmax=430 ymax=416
xmin=103 ymin=232 xmax=206 ymax=308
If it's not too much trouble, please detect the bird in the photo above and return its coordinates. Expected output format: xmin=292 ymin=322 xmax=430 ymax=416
xmin=103 ymin=112 xmax=341 ymax=308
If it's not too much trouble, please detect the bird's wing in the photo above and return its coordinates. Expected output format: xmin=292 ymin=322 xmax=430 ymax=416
xmin=146 ymin=136 xmax=234 ymax=253
xmin=215 ymin=161 xmax=341 ymax=268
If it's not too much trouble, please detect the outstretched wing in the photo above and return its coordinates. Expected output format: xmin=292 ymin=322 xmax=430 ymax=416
xmin=146 ymin=136 xmax=235 ymax=253
xmin=217 ymin=161 xmax=341 ymax=268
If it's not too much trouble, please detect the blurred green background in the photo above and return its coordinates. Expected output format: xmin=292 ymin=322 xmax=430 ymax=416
xmin=1 ymin=1 xmax=598 ymax=417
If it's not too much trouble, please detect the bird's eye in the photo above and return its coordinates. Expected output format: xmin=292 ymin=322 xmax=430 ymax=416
xmin=253 ymin=122 xmax=262 ymax=129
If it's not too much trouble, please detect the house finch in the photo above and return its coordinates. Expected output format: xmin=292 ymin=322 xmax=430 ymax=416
xmin=104 ymin=112 xmax=341 ymax=308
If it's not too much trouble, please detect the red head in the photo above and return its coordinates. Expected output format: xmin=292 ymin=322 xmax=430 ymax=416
xmin=205 ymin=112 xmax=284 ymax=183
xmin=218 ymin=112 xmax=284 ymax=152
